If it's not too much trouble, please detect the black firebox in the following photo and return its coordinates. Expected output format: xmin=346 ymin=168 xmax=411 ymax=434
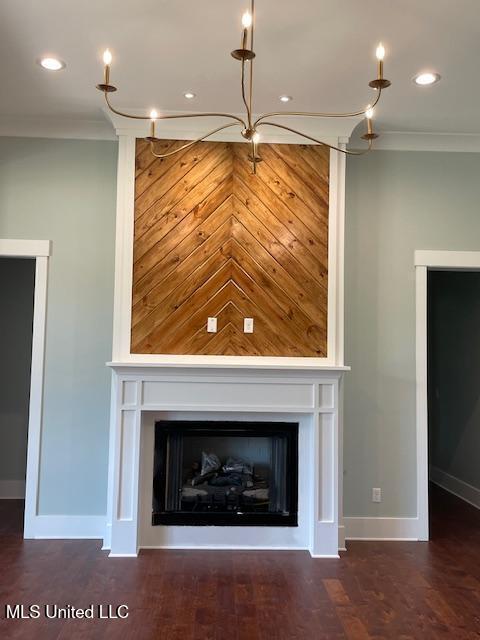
xmin=152 ymin=421 xmax=298 ymax=526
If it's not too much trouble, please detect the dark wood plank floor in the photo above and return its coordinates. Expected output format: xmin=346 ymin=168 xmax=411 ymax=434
xmin=1 ymin=484 xmax=479 ymax=639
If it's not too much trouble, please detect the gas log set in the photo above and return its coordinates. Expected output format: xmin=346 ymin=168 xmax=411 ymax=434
xmin=182 ymin=452 xmax=269 ymax=512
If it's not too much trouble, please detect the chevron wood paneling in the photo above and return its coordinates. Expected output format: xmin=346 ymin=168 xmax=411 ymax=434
xmin=131 ymin=138 xmax=329 ymax=356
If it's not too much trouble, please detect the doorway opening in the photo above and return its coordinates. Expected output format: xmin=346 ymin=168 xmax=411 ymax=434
xmin=0 ymin=257 xmax=35 ymax=527
xmin=427 ymin=270 xmax=480 ymax=538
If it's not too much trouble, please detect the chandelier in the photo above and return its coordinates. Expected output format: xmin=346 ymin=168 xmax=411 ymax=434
xmin=96 ymin=0 xmax=391 ymax=173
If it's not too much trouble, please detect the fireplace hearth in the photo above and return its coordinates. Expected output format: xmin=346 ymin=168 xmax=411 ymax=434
xmin=153 ymin=421 xmax=298 ymax=526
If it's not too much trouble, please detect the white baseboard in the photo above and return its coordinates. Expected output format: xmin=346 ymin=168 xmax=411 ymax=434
xmin=102 ymin=522 xmax=112 ymax=550
xmin=344 ymin=517 xmax=419 ymax=541
xmin=25 ymin=515 xmax=106 ymax=540
xmin=0 ymin=480 xmax=25 ymax=499
xmin=138 ymin=544 xmax=309 ymax=551
xmin=338 ymin=524 xmax=346 ymax=551
xmin=21 ymin=514 xmax=427 ymax=545
xmin=430 ymin=466 xmax=480 ymax=510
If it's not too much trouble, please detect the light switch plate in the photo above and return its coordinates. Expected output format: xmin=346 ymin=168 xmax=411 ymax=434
xmin=372 ymin=488 xmax=382 ymax=503
xmin=244 ymin=317 xmax=254 ymax=333
xmin=207 ymin=317 xmax=217 ymax=333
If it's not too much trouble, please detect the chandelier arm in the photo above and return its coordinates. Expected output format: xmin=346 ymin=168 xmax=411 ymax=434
xmin=148 ymin=122 xmax=241 ymax=158
xmin=253 ymin=89 xmax=383 ymax=127
xmin=103 ymin=92 xmax=246 ymax=127
xmin=256 ymin=122 xmax=373 ymax=156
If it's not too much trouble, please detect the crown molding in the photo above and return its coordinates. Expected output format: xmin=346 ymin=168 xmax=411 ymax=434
xmin=350 ymin=129 xmax=480 ymax=153
xmin=0 ymin=116 xmax=115 ymax=141
xmin=3 ymin=113 xmax=480 ymax=154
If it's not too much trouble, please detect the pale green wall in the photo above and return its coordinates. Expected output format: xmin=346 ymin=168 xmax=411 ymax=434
xmin=344 ymin=150 xmax=480 ymax=517
xmin=0 ymin=137 xmax=117 ymax=515
xmin=3 ymin=140 xmax=480 ymax=520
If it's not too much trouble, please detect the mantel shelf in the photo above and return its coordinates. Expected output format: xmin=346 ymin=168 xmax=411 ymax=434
xmin=107 ymin=360 xmax=350 ymax=373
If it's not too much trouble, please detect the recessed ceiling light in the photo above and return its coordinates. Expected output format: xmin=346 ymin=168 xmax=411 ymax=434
xmin=37 ymin=56 xmax=66 ymax=71
xmin=279 ymin=95 xmax=292 ymax=103
xmin=184 ymin=92 xmax=196 ymax=100
xmin=413 ymin=72 xmax=440 ymax=86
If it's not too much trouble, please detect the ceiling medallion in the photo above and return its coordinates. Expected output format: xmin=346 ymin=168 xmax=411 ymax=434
xmin=96 ymin=1 xmax=391 ymax=173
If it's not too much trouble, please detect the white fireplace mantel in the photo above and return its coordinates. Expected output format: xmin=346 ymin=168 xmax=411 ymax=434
xmin=104 ymin=363 xmax=347 ymax=558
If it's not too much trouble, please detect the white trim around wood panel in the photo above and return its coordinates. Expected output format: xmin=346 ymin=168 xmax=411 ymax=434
xmin=110 ymin=127 xmax=350 ymax=367
xmin=111 ymin=136 xmax=136 ymax=362
xmin=0 ymin=239 xmax=51 ymax=539
xmin=415 ymin=250 xmax=480 ymax=542
xmin=327 ymin=146 xmax=346 ymax=365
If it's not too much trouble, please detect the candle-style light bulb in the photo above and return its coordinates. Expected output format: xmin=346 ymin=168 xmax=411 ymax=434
xmin=242 ymin=11 xmax=252 ymax=28
xmin=375 ymin=43 xmax=385 ymax=61
xmin=365 ymin=105 xmax=374 ymax=135
xmin=252 ymin=131 xmax=260 ymax=144
xmin=240 ymin=10 xmax=253 ymax=49
xmin=102 ymin=49 xmax=112 ymax=84
xmin=103 ymin=49 xmax=112 ymax=66
xmin=149 ymin=109 xmax=158 ymax=138
xmin=376 ymin=43 xmax=385 ymax=80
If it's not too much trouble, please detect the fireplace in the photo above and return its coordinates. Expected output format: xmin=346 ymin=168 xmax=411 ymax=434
xmin=105 ymin=367 xmax=344 ymax=556
xmin=152 ymin=421 xmax=298 ymax=526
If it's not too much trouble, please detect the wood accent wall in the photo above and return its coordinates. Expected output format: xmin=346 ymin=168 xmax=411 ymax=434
xmin=131 ymin=139 xmax=329 ymax=356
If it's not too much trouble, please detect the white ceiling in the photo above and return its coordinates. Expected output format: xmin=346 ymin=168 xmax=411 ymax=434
xmin=1 ymin=0 xmax=479 ymax=140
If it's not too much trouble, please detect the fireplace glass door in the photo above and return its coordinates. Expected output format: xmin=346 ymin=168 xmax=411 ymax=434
xmin=153 ymin=421 xmax=298 ymax=526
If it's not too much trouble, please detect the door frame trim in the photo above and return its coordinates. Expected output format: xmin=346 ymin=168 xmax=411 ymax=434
xmin=415 ymin=249 xmax=480 ymax=541
xmin=0 ymin=239 xmax=51 ymax=537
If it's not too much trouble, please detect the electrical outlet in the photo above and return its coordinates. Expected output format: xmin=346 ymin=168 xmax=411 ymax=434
xmin=244 ymin=317 xmax=254 ymax=333
xmin=372 ymin=488 xmax=382 ymax=503
xmin=207 ymin=317 xmax=217 ymax=333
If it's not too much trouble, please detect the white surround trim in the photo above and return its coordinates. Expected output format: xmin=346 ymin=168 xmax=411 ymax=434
xmin=105 ymin=365 xmax=345 ymax=557
xmin=109 ymin=115 xmax=348 ymax=368
xmin=0 ymin=239 xmax=51 ymax=539
xmin=415 ymin=249 xmax=480 ymax=542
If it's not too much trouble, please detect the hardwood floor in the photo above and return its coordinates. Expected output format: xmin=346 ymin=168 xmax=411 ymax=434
xmin=1 ymin=485 xmax=479 ymax=639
